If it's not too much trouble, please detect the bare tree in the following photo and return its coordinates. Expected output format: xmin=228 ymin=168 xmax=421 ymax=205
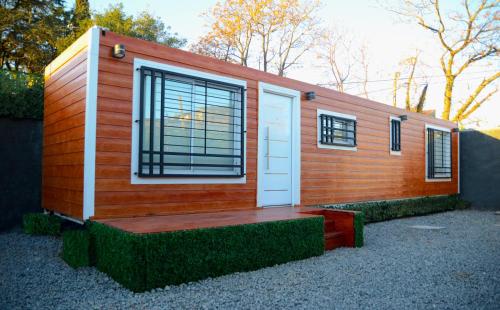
xmin=393 ymin=51 xmax=429 ymax=112
xmin=394 ymin=0 xmax=499 ymax=122
xmin=252 ymin=0 xmax=288 ymax=72
xmin=317 ymin=28 xmax=374 ymax=98
xmin=357 ymin=44 xmax=371 ymax=99
xmin=273 ymin=0 xmax=322 ymax=76
xmin=189 ymin=33 xmax=235 ymax=62
xmin=192 ymin=0 xmax=322 ymax=76
xmin=402 ymin=54 xmax=419 ymax=110
xmin=203 ymin=0 xmax=259 ymax=66
xmin=316 ymin=28 xmax=353 ymax=92
xmin=393 ymin=71 xmax=401 ymax=107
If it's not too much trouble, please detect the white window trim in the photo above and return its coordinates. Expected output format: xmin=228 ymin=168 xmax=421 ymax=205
xmin=257 ymin=82 xmax=301 ymax=207
xmin=389 ymin=116 xmax=401 ymax=156
xmin=317 ymin=109 xmax=357 ymax=151
xmin=130 ymin=58 xmax=247 ymax=184
xmin=425 ymin=124 xmax=452 ymax=182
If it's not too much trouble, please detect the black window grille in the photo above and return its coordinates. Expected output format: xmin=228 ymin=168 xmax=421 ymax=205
xmin=391 ymin=119 xmax=401 ymax=151
xmin=138 ymin=66 xmax=244 ymax=177
xmin=319 ymin=114 xmax=356 ymax=147
xmin=427 ymin=128 xmax=452 ymax=179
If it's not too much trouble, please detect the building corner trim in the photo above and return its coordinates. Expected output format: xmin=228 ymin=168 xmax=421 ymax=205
xmin=83 ymin=26 xmax=100 ymax=220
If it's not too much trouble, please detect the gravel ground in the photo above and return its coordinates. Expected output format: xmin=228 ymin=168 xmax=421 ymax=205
xmin=1 ymin=210 xmax=499 ymax=310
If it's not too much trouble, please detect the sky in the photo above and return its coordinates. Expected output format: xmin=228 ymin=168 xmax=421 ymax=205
xmin=86 ymin=0 xmax=499 ymax=129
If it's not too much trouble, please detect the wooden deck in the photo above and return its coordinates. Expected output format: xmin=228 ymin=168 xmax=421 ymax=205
xmin=96 ymin=207 xmax=359 ymax=250
xmin=96 ymin=207 xmax=322 ymax=234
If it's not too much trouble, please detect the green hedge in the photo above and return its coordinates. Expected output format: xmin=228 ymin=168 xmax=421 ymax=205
xmin=23 ymin=213 xmax=61 ymax=236
xmin=322 ymin=195 xmax=468 ymax=224
xmin=89 ymin=217 xmax=324 ymax=292
xmin=353 ymin=212 xmax=364 ymax=247
xmin=0 ymin=70 xmax=44 ymax=119
xmin=62 ymin=230 xmax=91 ymax=268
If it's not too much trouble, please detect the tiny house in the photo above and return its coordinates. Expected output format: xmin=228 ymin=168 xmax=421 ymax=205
xmin=43 ymin=27 xmax=459 ymax=222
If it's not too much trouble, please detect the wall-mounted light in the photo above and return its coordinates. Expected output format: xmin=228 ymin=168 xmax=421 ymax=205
xmin=399 ymin=115 xmax=408 ymax=121
xmin=305 ymin=91 xmax=316 ymax=100
xmin=112 ymin=44 xmax=126 ymax=59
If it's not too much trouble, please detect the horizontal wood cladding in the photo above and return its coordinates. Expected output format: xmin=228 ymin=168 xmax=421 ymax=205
xmin=92 ymin=31 xmax=458 ymax=219
xmin=42 ymin=43 xmax=88 ymax=220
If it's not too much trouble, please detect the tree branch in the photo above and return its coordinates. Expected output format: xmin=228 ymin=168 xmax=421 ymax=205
xmin=453 ymin=87 xmax=498 ymax=121
xmin=453 ymin=71 xmax=500 ymax=120
xmin=454 ymin=46 xmax=498 ymax=76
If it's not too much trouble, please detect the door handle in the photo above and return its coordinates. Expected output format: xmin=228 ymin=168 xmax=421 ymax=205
xmin=266 ymin=126 xmax=270 ymax=170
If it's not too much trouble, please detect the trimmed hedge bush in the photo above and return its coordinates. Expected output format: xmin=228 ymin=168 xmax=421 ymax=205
xmin=62 ymin=230 xmax=91 ymax=268
xmin=322 ymin=195 xmax=468 ymax=224
xmin=353 ymin=212 xmax=364 ymax=247
xmin=23 ymin=213 xmax=61 ymax=236
xmin=89 ymin=217 xmax=324 ymax=292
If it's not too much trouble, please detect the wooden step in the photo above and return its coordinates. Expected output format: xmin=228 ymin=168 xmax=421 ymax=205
xmin=324 ymin=231 xmax=345 ymax=251
xmin=324 ymin=219 xmax=336 ymax=232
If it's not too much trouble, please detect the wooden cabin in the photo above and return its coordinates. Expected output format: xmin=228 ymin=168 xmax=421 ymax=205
xmin=43 ymin=26 xmax=459 ymax=222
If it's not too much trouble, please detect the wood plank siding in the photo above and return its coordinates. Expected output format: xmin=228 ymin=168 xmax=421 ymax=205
xmin=42 ymin=33 xmax=89 ymax=219
xmin=90 ymin=31 xmax=458 ymax=219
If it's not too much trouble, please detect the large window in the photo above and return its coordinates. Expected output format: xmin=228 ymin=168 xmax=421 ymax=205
xmin=318 ymin=113 xmax=356 ymax=147
xmin=426 ymin=127 xmax=452 ymax=179
xmin=138 ymin=66 xmax=244 ymax=177
xmin=390 ymin=118 xmax=401 ymax=152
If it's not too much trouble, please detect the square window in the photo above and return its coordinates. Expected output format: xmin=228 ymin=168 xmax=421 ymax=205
xmin=319 ymin=113 xmax=356 ymax=147
xmin=138 ymin=67 xmax=244 ymax=177
xmin=426 ymin=128 xmax=451 ymax=179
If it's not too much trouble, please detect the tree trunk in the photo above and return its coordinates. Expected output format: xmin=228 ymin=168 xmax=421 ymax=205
xmin=392 ymin=72 xmax=400 ymax=107
xmin=415 ymin=84 xmax=428 ymax=112
xmin=262 ymin=37 xmax=267 ymax=72
xmin=441 ymin=76 xmax=455 ymax=120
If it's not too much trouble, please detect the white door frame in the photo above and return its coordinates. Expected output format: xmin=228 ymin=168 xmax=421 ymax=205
xmin=257 ymin=82 xmax=301 ymax=207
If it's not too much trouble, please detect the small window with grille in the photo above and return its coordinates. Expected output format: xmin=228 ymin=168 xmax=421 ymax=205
xmin=426 ymin=127 xmax=452 ymax=179
xmin=318 ymin=113 xmax=356 ymax=148
xmin=390 ymin=118 xmax=401 ymax=153
xmin=138 ymin=66 xmax=244 ymax=177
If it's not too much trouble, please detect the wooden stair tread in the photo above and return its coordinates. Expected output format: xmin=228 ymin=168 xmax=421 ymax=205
xmin=324 ymin=219 xmax=336 ymax=232
xmin=325 ymin=231 xmax=344 ymax=239
xmin=324 ymin=231 xmax=346 ymax=251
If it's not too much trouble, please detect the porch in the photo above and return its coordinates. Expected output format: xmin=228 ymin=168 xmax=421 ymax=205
xmin=96 ymin=207 xmax=359 ymax=250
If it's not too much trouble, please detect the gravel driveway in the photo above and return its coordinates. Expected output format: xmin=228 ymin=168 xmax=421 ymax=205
xmin=1 ymin=210 xmax=499 ymax=309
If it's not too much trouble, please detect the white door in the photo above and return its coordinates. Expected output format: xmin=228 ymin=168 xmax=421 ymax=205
xmin=259 ymin=91 xmax=293 ymax=206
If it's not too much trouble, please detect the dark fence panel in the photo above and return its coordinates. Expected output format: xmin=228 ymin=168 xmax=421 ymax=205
xmin=0 ymin=118 xmax=42 ymax=230
xmin=460 ymin=129 xmax=500 ymax=210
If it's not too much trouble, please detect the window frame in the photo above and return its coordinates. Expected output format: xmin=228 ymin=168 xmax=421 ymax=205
xmin=389 ymin=116 xmax=402 ymax=155
xmin=317 ymin=109 xmax=357 ymax=151
xmin=425 ymin=124 xmax=452 ymax=182
xmin=130 ymin=58 xmax=247 ymax=185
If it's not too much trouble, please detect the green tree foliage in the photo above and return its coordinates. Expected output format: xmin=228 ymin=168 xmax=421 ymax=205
xmin=0 ymin=1 xmax=185 ymax=120
xmin=93 ymin=4 xmax=186 ymax=48
xmin=55 ymin=0 xmax=92 ymax=52
xmin=1 ymin=1 xmax=186 ymax=73
xmin=0 ymin=0 xmax=69 ymax=73
xmin=0 ymin=70 xmax=43 ymax=119
xmin=72 ymin=0 xmax=90 ymax=25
